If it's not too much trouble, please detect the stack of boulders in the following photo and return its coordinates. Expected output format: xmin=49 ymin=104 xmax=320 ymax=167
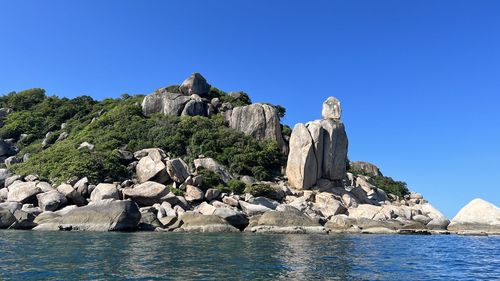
xmin=286 ymin=97 xmax=348 ymax=190
xmin=141 ymin=73 xmax=287 ymax=153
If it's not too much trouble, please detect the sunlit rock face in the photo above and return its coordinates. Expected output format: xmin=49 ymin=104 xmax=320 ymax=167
xmin=286 ymin=97 xmax=348 ymax=190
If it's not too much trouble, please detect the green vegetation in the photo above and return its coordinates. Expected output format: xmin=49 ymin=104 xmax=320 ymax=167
xmin=225 ymin=179 xmax=247 ymax=194
xmin=371 ymin=176 xmax=409 ymax=198
xmin=244 ymin=183 xmax=281 ymax=200
xmin=3 ymin=89 xmax=283 ymax=183
xmin=348 ymin=167 xmax=409 ymax=198
xmin=198 ymin=168 xmax=223 ymax=190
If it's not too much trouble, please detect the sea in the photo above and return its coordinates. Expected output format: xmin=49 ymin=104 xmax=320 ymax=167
xmin=0 ymin=231 xmax=498 ymax=280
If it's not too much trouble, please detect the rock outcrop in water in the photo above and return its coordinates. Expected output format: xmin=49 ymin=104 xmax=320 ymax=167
xmin=286 ymin=97 xmax=348 ymax=189
xmin=448 ymin=199 xmax=500 ymax=235
xmin=0 ymin=72 xmax=495 ymax=235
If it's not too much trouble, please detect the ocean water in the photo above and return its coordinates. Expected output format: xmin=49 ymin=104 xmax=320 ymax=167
xmin=0 ymin=231 xmax=498 ymax=281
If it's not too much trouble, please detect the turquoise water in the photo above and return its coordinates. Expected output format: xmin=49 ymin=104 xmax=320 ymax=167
xmin=0 ymin=231 xmax=499 ymax=280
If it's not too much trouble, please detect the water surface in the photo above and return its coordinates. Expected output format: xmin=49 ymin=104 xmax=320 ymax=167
xmin=0 ymin=231 xmax=498 ymax=280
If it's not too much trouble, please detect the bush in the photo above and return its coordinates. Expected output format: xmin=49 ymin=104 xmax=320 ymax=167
xmin=168 ymin=186 xmax=184 ymax=196
xmin=371 ymin=176 xmax=409 ymax=198
xmin=225 ymin=179 xmax=247 ymax=194
xmin=197 ymin=168 xmax=223 ymax=190
xmin=347 ymin=166 xmax=409 ymax=199
xmin=6 ymin=88 xmax=283 ymax=183
xmin=244 ymin=183 xmax=281 ymax=200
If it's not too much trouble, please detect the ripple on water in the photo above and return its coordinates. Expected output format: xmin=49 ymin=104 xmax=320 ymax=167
xmin=0 ymin=231 xmax=499 ymax=281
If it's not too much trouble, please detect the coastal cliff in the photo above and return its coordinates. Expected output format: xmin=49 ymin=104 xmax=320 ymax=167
xmin=0 ymin=73 xmax=496 ymax=235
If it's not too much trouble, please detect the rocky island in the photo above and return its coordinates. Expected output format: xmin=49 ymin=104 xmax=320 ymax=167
xmin=0 ymin=73 xmax=498 ymax=235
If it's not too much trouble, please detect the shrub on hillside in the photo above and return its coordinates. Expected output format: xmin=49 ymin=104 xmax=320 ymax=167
xmin=8 ymin=91 xmax=283 ymax=183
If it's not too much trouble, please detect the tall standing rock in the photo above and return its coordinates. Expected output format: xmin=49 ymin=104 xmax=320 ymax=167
xmin=226 ymin=103 xmax=286 ymax=153
xmin=286 ymin=124 xmax=318 ymax=190
xmin=319 ymin=119 xmax=348 ymax=181
xmin=286 ymin=97 xmax=348 ymax=189
xmin=179 ymin=73 xmax=211 ymax=97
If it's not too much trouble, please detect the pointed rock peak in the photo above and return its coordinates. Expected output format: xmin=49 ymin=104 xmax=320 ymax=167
xmin=322 ymin=96 xmax=341 ymax=120
xmin=179 ymin=72 xmax=211 ymax=97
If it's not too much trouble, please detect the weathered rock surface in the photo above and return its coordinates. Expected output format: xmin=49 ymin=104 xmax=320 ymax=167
xmin=179 ymin=73 xmax=211 ymax=97
xmin=122 ymin=181 xmax=170 ymax=206
xmin=7 ymin=182 xmax=41 ymax=203
xmin=350 ymin=161 xmax=382 ymax=177
xmin=177 ymin=212 xmax=239 ymax=233
xmin=141 ymin=91 xmax=191 ymax=117
xmin=321 ymin=96 xmax=341 ymax=120
xmin=286 ymin=100 xmax=348 ymax=190
xmin=239 ymin=200 xmax=271 ymax=216
xmin=90 ymin=183 xmax=120 ymax=202
xmin=184 ymin=185 xmax=204 ymax=202
xmin=226 ymin=103 xmax=285 ymax=151
xmin=166 ymin=158 xmax=190 ymax=183
xmin=194 ymin=157 xmax=233 ymax=183
xmin=249 ymin=205 xmax=325 ymax=234
xmin=286 ymin=123 xmax=317 ymax=190
xmin=136 ymin=151 xmax=169 ymax=184
xmin=36 ymin=190 xmax=68 ymax=212
xmin=448 ymin=199 xmax=500 ymax=234
xmin=57 ymin=183 xmax=86 ymax=206
xmin=34 ymin=200 xmax=141 ymax=231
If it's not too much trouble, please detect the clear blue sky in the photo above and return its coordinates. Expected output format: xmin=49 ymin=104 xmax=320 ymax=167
xmin=0 ymin=1 xmax=499 ymax=218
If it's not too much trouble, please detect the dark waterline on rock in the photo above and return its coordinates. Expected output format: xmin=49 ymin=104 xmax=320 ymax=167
xmin=1 ymin=231 xmax=499 ymax=280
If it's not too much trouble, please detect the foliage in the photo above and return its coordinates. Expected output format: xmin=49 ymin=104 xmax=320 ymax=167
xmin=348 ymin=166 xmax=409 ymax=198
xmin=225 ymin=179 xmax=247 ymax=194
xmin=0 ymin=88 xmax=46 ymax=111
xmin=164 ymin=85 xmax=181 ymax=94
xmin=6 ymin=89 xmax=283 ymax=183
xmin=207 ymin=87 xmax=252 ymax=107
xmin=197 ymin=168 xmax=223 ymax=190
xmin=244 ymin=183 xmax=280 ymax=200
xmin=371 ymin=176 xmax=409 ymax=198
xmin=169 ymin=186 xmax=184 ymax=196
xmin=281 ymin=124 xmax=292 ymax=137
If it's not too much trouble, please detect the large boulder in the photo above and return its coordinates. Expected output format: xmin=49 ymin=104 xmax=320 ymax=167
xmin=57 ymin=183 xmax=86 ymax=206
xmin=177 ymin=212 xmax=239 ymax=233
xmin=314 ymin=192 xmax=347 ymax=218
xmin=350 ymin=161 xmax=382 ymax=177
xmin=179 ymin=73 xmax=211 ymax=97
xmin=136 ymin=151 xmax=169 ymax=184
xmin=36 ymin=190 xmax=68 ymax=212
xmin=7 ymin=182 xmax=42 ymax=203
xmin=122 ymin=181 xmax=170 ymax=206
xmin=448 ymin=199 xmax=500 ymax=234
xmin=226 ymin=103 xmax=285 ymax=151
xmin=285 ymin=124 xmax=317 ymax=190
xmin=322 ymin=96 xmax=341 ymax=120
xmin=194 ymin=157 xmax=233 ymax=183
xmin=33 ymin=200 xmax=141 ymax=231
xmin=181 ymin=99 xmax=209 ymax=117
xmin=238 ymin=200 xmax=271 ymax=216
xmin=286 ymin=97 xmax=348 ymax=190
xmin=184 ymin=185 xmax=204 ymax=202
xmin=141 ymin=91 xmax=191 ymax=117
xmin=166 ymin=158 xmax=190 ymax=183
xmin=318 ymin=119 xmax=348 ymax=181
xmin=248 ymin=205 xmax=325 ymax=234
xmin=89 ymin=183 xmax=120 ymax=202
xmin=0 ymin=207 xmax=16 ymax=228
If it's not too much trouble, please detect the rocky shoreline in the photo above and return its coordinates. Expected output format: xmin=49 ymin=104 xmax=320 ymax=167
xmin=0 ymin=73 xmax=498 ymax=236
